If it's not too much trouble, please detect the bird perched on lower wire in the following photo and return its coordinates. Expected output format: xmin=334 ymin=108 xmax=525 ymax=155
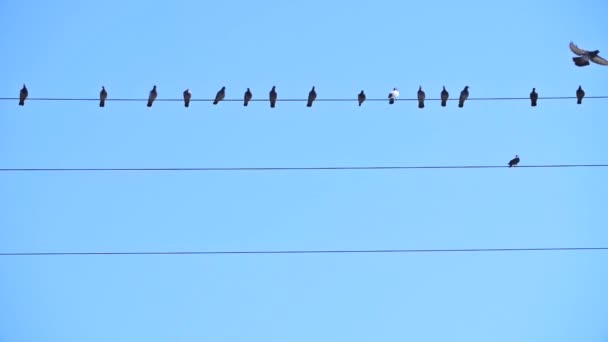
xmin=183 ymin=89 xmax=192 ymax=107
xmin=576 ymin=85 xmax=585 ymax=104
xmin=388 ymin=87 xmax=399 ymax=105
xmin=458 ymin=86 xmax=469 ymax=108
xmin=569 ymin=42 xmax=608 ymax=67
xmin=417 ymin=86 xmax=425 ymax=109
xmin=440 ymin=86 xmax=449 ymax=107
xmin=147 ymin=85 xmax=157 ymax=107
xmin=358 ymin=90 xmax=366 ymax=106
xmin=213 ymin=87 xmax=225 ymax=105
xmin=530 ymin=88 xmax=538 ymax=107
xmin=508 ymin=155 xmax=520 ymax=168
xmin=99 ymin=86 xmax=107 ymax=107
xmin=19 ymin=84 xmax=28 ymax=106
xmin=307 ymin=86 xmax=317 ymax=107
xmin=244 ymin=88 xmax=252 ymax=106
xmin=269 ymin=86 xmax=277 ymax=108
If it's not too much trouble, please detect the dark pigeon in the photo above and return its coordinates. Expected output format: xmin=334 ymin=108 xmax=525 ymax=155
xmin=530 ymin=88 xmax=538 ymax=107
xmin=147 ymin=85 xmax=157 ymax=107
xmin=440 ymin=86 xmax=449 ymax=107
xmin=213 ymin=86 xmax=225 ymax=105
xmin=458 ymin=86 xmax=469 ymax=108
xmin=508 ymin=155 xmax=520 ymax=168
xmin=244 ymin=88 xmax=252 ymax=106
xmin=183 ymin=89 xmax=191 ymax=107
xmin=269 ymin=86 xmax=277 ymax=108
xmin=306 ymin=86 xmax=317 ymax=107
xmin=99 ymin=86 xmax=107 ymax=107
xmin=576 ymin=85 xmax=585 ymax=105
xmin=569 ymin=42 xmax=608 ymax=67
xmin=358 ymin=90 xmax=366 ymax=106
xmin=417 ymin=86 xmax=425 ymax=109
xmin=19 ymin=84 xmax=28 ymax=106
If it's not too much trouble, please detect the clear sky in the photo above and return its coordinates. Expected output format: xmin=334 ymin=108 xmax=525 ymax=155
xmin=1 ymin=1 xmax=607 ymax=341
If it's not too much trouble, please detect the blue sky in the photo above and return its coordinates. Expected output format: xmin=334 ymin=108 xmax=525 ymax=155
xmin=1 ymin=0 xmax=607 ymax=341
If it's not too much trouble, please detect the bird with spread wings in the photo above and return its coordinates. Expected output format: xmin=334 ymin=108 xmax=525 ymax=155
xmin=569 ymin=42 xmax=608 ymax=67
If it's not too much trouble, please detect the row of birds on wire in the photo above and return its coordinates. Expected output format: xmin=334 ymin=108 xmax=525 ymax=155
xmin=15 ymin=84 xmax=591 ymax=108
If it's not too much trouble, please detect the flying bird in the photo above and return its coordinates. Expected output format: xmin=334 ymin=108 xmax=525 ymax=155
xmin=440 ymin=86 xmax=449 ymax=107
xmin=213 ymin=86 xmax=225 ymax=105
xmin=307 ymin=86 xmax=317 ymax=107
xmin=244 ymin=88 xmax=252 ymax=106
xmin=183 ymin=89 xmax=192 ymax=107
xmin=576 ymin=85 xmax=585 ymax=104
xmin=417 ymin=86 xmax=425 ymax=109
xmin=530 ymin=88 xmax=538 ymax=107
xmin=99 ymin=86 xmax=107 ymax=107
xmin=18 ymin=84 xmax=28 ymax=106
xmin=269 ymin=86 xmax=277 ymax=108
xmin=147 ymin=85 xmax=157 ymax=107
xmin=388 ymin=87 xmax=399 ymax=105
xmin=358 ymin=90 xmax=366 ymax=106
xmin=569 ymin=42 xmax=608 ymax=67
xmin=508 ymin=155 xmax=520 ymax=168
xmin=458 ymin=86 xmax=469 ymax=108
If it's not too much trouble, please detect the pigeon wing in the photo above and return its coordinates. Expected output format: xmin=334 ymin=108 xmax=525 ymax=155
xmin=591 ymin=55 xmax=608 ymax=65
xmin=569 ymin=42 xmax=588 ymax=56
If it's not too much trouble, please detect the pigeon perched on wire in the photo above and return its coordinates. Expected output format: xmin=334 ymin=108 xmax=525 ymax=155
xmin=417 ymin=86 xmax=425 ymax=109
xmin=213 ymin=87 xmax=225 ymax=105
xmin=440 ymin=86 xmax=449 ymax=107
xmin=358 ymin=90 xmax=366 ymax=106
xmin=307 ymin=86 xmax=317 ymax=107
xmin=576 ymin=85 xmax=585 ymax=104
xmin=147 ymin=85 xmax=157 ymax=107
xmin=508 ymin=155 xmax=520 ymax=168
xmin=458 ymin=86 xmax=469 ymax=108
xmin=244 ymin=88 xmax=252 ymax=106
xmin=99 ymin=86 xmax=107 ymax=107
xmin=530 ymin=88 xmax=538 ymax=107
xmin=18 ymin=84 xmax=28 ymax=106
xmin=388 ymin=87 xmax=399 ymax=105
xmin=183 ymin=89 xmax=191 ymax=107
xmin=569 ymin=42 xmax=608 ymax=67
xmin=269 ymin=86 xmax=277 ymax=108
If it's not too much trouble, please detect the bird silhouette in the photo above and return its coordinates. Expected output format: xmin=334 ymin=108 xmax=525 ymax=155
xmin=99 ymin=86 xmax=107 ymax=107
xmin=569 ymin=42 xmax=608 ymax=67
xmin=440 ymin=86 xmax=449 ymax=107
xmin=183 ymin=89 xmax=191 ymax=107
xmin=147 ymin=85 xmax=157 ymax=107
xmin=576 ymin=85 xmax=585 ymax=104
xmin=307 ymin=86 xmax=317 ymax=107
xmin=530 ymin=88 xmax=538 ymax=107
xmin=244 ymin=88 xmax=252 ymax=106
xmin=508 ymin=155 xmax=520 ymax=168
xmin=458 ymin=86 xmax=469 ymax=108
xmin=388 ymin=87 xmax=399 ymax=105
xmin=358 ymin=90 xmax=366 ymax=106
xmin=18 ymin=84 xmax=28 ymax=106
xmin=269 ymin=86 xmax=277 ymax=108
xmin=417 ymin=86 xmax=425 ymax=109
xmin=213 ymin=87 xmax=225 ymax=105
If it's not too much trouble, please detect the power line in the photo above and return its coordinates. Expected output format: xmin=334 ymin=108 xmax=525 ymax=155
xmin=2 ymin=247 xmax=607 ymax=257
xmin=0 ymin=164 xmax=606 ymax=173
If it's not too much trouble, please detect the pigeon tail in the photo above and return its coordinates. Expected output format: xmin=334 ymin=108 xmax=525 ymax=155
xmin=270 ymin=102 xmax=275 ymax=108
xmin=441 ymin=100 xmax=447 ymax=107
xmin=573 ymin=57 xmax=590 ymax=67
xmin=577 ymin=99 xmax=582 ymax=105
xmin=418 ymin=102 xmax=424 ymax=109
xmin=458 ymin=101 xmax=464 ymax=108
xmin=147 ymin=101 xmax=153 ymax=107
xmin=244 ymin=102 xmax=248 ymax=107
xmin=389 ymin=98 xmax=395 ymax=105
xmin=185 ymin=103 xmax=189 ymax=108
xmin=306 ymin=101 xmax=313 ymax=107
xmin=18 ymin=100 xmax=24 ymax=106
xmin=213 ymin=101 xmax=218 ymax=105
xmin=99 ymin=101 xmax=105 ymax=107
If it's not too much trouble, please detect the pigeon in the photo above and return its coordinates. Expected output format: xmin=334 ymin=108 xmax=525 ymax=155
xmin=458 ymin=86 xmax=469 ymax=108
xmin=576 ymin=85 xmax=585 ymax=105
xmin=417 ymin=86 xmax=425 ymax=109
xmin=183 ymin=89 xmax=192 ymax=108
xmin=530 ymin=88 xmax=538 ymax=107
xmin=213 ymin=86 xmax=225 ymax=105
xmin=508 ymin=155 xmax=520 ymax=168
xmin=18 ymin=84 xmax=28 ymax=106
xmin=388 ymin=87 xmax=399 ymax=105
xmin=440 ymin=86 xmax=449 ymax=107
xmin=147 ymin=85 xmax=157 ymax=107
xmin=307 ymin=86 xmax=317 ymax=107
xmin=269 ymin=86 xmax=277 ymax=108
xmin=569 ymin=42 xmax=608 ymax=67
xmin=244 ymin=88 xmax=252 ymax=106
xmin=99 ymin=86 xmax=107 ymax=107
xmin=358 ymin=90 xmax=366 ymax=106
